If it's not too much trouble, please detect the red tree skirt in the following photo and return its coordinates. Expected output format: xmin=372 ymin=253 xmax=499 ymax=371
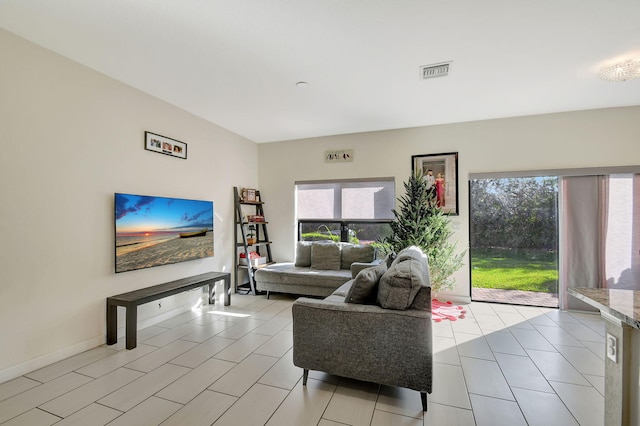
xmin=432 ymin=299 xmax=466 ymax=322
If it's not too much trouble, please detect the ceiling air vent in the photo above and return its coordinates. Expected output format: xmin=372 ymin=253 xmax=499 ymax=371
xmin=420 ymin=61 xmax=451 ymax=80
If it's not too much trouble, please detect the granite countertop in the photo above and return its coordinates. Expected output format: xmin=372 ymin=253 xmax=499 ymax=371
xmin=569 ymin=288 xmax=640 ymax=329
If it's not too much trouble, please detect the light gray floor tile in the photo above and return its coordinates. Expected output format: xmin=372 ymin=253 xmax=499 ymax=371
xmin=582 ymin=340 xmax=605 ymax=361
xmin=474 ymin=313 xmax=507 ymax=333
xmin=213 ymin=383 xmax=288 ymax=426
xmin=169 ymin=336 xmax=234 ymax=368
xmin=258 ymin=349 xmax=302 ymax=390
xmin=433 ymin=336 xmax=461 ymax=365
xmin=156 ymin=357 xmax=235 ymax=404
xmin=107 ymin=396 xmax=182 ymax=426
xmin=0 ymin=373 xmax=92 ymax=424
xmin=460 ymin=356 xmax=513 ymax=400
xmin=370 ymin=409 xmax=422 ymax=426
xmin=155 ymin=310 xmax=203 ymax=328
xmin=491 ymin=304 xmax=519 ymax=314
xmin=534 ymin=324 xmax=584 ymax=347
xmin=39 ymin=367 xmax=143 ymax=417
xmin=136 ymin=325 xmax=170 ymax=342
xmin=125 ymin=339 xmax=197 ymax=372
xmin=251 ymin=316 xmax=291 ymax=336
xmin=142 ymin=323 xmax=202 ymax=347
xmin=214 ymin=332 xmax=271 ymax=362
xmin=254 ymin=330 xmax=293 ymax=358
xmin=545 ymin=310 xmax=582 ymax=324
xmin=161 ymin=390 xmax=236 ymax=426
xmin=526 ymin=349 xmax=590 ymax=385
xmin=496 ymin=312 xmax=532 ymax=329
xmin=550 ymin=381 xmax=604 ymax=426
xmin=0 ymin=408 xmax=60 ymax=426
xmin=267 ymin=378 xmax=336 ymax=426
xmin=216 ymin=318 xmax=266 ymax=339
xmin=0 ymin=376 xmax=40 ymax=402
xmin=53 ymin=403 xmax=122 ymax=426
xmin=509 ymin=327 xmax=557 ymax=351
xmin=583 ymin=374 xmax=605 ymax=396
xmin=423 ymin=402 xmax=476 ymax=425
xmin=323 ymin=379 xmax=379 ymax=426
xmin=75 ymin=344 xmax=157 ymax=378
xmin=97 ymin=363 xmax=190 ymax=411
xmin=494 ymin=352 xmax=553 ymax=393
xmin=318 ymin=420 xmax=349 ymax=426
xmin=451 ymin=317 xmax=483 ymax=335
xmin=471 ymin=394 xmax=527 ymax=426
xmin=179 ymin=321 xmax=232 ymax=343
xmin=559 ymin=322 xmax=605 ymax=343
xmin=209 ymin=353 xmax=277 ymax=396
xmin=513 ymin=387 xmax=579 ymax=426
xmin=375 ymin=385 xmax=423 ymax=419
xmin=485 ymin=331 xmax=527 ymax=356
xmin=25 ymin=347 xmax=116 ymax=383
xmin=455 ymin=332 xmax=495 ymax=360
xmin=467 ymin=302 xmax=497 ymax=315
xmin=432 ymin=319 xmax=454 ymax=338
xmin=553 ymin=344 xmax=604 ymax=376
xmin=429 ymin=363 xmax=471 ymax=409
xmin=526 ymin=312 xmax=560 ymax=326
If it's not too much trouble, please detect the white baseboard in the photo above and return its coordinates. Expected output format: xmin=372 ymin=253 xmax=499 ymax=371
xmin=0 ymin=303 xmax=197 ymax=385
xmin=435 ymin=294 xmax=472 ymax=305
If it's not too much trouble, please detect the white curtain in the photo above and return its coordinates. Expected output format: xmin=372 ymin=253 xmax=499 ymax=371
xmin=559 ymin=175 xmax=609 ymax=310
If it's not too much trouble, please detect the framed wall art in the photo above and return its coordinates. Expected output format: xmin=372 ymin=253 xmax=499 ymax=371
xmin=145 ymin=131 xmax=187 ymax=159
xmin=411 ymin=152 xmax=459 ymax=215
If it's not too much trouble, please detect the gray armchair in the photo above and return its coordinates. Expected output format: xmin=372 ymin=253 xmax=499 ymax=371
xmin=292 ymin=246 xmax=433 ymax=411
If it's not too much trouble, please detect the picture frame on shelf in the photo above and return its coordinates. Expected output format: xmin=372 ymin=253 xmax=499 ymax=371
xmin=242 ymin=188 xmax=257 ymax=202
xmin=411 ymin=152 xmax=459 ymax=215
xmin=144 ymin=131 xmax=187 ymax=159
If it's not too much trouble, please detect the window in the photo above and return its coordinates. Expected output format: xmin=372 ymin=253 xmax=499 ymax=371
xmin=296 ymin=178 xmax=395 ymax=244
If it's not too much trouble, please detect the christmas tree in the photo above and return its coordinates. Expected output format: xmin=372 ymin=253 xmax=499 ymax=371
xmin=383 ymin=170 xmax=466 ymax=293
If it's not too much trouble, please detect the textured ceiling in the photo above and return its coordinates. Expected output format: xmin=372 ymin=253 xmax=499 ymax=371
xmin=1 ymin=0 xmax=639 ymax=143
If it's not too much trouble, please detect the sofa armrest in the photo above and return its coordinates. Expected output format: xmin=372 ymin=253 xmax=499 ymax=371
xmin=350 ymin=258 xmax=383 ymax=278
xmin=292 ymin=297 xmax=432 ymax=392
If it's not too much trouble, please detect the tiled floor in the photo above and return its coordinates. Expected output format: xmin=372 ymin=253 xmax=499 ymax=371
xmin=472 ymin=287 xmax=559 ymax=308
xmin=0 ymin=294 xmax=605 ymax=425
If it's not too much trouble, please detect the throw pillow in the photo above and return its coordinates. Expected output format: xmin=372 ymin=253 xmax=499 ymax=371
xmin=377 ymin=255 xmax=425 ymax=310
xmin=340 ymin=244 xmax=376 ymax=270
xmin=294 ymin=241 xmax=313 ymax=267
xmin=310 ymin=243 xmax=342 ymax=270
xmin=346 ymin=261 xmax=388 ymax=304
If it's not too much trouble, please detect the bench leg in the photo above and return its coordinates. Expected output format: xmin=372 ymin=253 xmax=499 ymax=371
xmin=421 ymin=392 xmax=428 ymax=411
xmin=303 ymin=369 xmax=309 ymax=385
xmin=106 ymin=301 xmax=118 ymax=345
xmin=125 ymin=303 xmax=137 ymax=350
xmin=223 ymin=276 xmax=231 ymax=306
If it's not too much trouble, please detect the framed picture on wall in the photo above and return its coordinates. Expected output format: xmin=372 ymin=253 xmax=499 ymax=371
xmin=411 ymin=152 xmax=459 ymax=215
xmin=145 ymin=131 xmax=187 ymax=159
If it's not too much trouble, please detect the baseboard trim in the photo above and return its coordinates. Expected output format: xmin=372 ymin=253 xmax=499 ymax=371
xmin=435 ymin=294 xmax=472 ymax=305
xmin=0 ymin=303 xmax=196 ymax=385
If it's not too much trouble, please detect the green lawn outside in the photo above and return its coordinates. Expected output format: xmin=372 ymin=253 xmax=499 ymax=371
xmin=471 ymin=249 xmax=558 ymax=293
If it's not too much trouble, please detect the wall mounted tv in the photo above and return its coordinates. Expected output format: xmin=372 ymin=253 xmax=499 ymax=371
xmin=115 ymin=193 xmax=214 ymax=273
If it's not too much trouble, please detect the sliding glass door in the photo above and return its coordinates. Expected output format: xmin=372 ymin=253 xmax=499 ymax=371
xmin=469 ymin=177 xmax=559 ymax=307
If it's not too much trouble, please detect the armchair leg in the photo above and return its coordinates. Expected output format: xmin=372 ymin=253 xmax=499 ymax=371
xmin=420 ymin=392 xmax=427 ymax=411
xmin=303 ymin=369 xmax=309 ymax=386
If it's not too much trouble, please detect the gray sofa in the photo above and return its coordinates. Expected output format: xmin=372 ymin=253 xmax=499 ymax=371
xmin=255 ymin=241 xmax=380 ymax=298
xmin=292 ymin=246 xmax=433 ymax=411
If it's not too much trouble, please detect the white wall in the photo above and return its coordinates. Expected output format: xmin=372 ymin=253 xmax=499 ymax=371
xmin=0 ymin=30 xmax=259 ymax=381
xmin=258 ymin=106 xmax=640 ymax=302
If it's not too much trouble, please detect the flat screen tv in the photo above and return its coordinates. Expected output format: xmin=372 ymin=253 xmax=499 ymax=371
xmin=115 ymin=193 xmax=214 ymax=273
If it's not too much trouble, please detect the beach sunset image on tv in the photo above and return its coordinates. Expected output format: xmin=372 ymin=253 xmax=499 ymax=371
xmin=115 ymin=193 xmax=214 ymax=273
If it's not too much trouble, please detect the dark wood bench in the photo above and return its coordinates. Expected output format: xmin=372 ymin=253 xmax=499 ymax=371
xmin=106 ymin=272 xmax=231 ymax=349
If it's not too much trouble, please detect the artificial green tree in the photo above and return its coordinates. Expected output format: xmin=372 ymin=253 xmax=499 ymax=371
xmin=382 ymin=170 xmax=466 ymax=294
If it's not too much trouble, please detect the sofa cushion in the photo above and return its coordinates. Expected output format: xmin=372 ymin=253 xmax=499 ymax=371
xmin=377 ymin=246 xmax=427 ymax=310
xmin=346 ymin=261 xmax=388 ymax=304
xmin=294 ymin=241 xmax=313 ymax=267
xmin=310 ymin=243 xmax=342 ymax=270
xmin=340 ymin=244 xmax=375 ymax=270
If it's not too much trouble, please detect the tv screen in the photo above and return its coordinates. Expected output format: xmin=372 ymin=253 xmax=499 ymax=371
xmin=115 ymin=193 xmax=214 ymax=273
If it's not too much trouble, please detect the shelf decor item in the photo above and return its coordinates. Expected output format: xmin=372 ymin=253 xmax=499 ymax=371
xmin=242 ymin=188 xmax=257 ymax=202
xmin=144 ymin=131 xmax=187 ymax=159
